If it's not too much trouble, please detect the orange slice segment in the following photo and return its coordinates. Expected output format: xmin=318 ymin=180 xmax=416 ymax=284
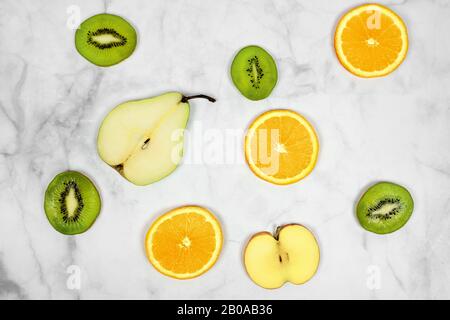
xmin=334 ymin=4 xmax=408 ymax=77
xmin=145 ymin=206 xmax=223 ymax=279
xmin=245 ymin=110 xmax=319 ymax=185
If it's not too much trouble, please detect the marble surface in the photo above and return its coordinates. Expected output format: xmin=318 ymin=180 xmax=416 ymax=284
xmin=1 ymin=0 xmax=449 ymax=300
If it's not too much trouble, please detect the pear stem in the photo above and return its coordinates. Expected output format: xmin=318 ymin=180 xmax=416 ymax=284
xmin=181 ymin=94 xmax=216 ymax=103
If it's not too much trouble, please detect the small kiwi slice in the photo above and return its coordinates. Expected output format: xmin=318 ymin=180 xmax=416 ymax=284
xmin=44 ymin=171 xmax=101 ymax=235
xmin=75 ymin=13 xmax=137 ymax=67
xmin=357 ymin=182 xmax=414 ymax=234
xmin=230 ymin=45 xmax=278 ymax=101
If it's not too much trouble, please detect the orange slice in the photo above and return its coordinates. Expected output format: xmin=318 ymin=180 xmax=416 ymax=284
xmin=334 ymin=3 xmax=408 ymax=78
xmin=245 ymin=110 xmax=319 ymax=185
xmin=145 ymin=205 xmax=223 ymax=279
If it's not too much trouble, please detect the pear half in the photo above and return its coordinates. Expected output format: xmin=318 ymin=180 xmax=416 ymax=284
xmin=97 ymin=92 xmax=215 ymax=185
xmin=244 ymin=224 xmax=320 ymax=289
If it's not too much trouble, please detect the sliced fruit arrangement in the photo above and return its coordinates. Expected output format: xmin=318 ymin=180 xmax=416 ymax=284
xmin=231 ymin=45 xmax=278 ymax=101
xmin=54 ymin=5 xmax=418 ymax=288
xmin=244 ymin=224 xmax=320 ymax=289
xmin=145 ymin=206 xmax=223 ymax=279
xmin=334 ymin=3 xmax=408 ymax=77
xmin=75 ymin=13 xmax=137 ymax=67
xmin=357 ymin=181 xmax=414 ymax=234
xmin=97 ymin=92 xmax=215 ymax=186
xmin=44 ymin=171 xmax=101 ymax=235
xmin=245 ymin=109 xmax=319 ymax=185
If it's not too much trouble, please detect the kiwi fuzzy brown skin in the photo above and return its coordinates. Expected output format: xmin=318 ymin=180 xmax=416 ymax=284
xmin=44 ymin=171 xmax=101 ymax=235
xmin=356 ymin=181 xmax=414 ymax=234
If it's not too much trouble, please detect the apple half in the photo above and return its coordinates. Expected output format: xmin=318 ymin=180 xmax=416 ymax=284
xmin=244 ymin=224 xmax=320 ymax=289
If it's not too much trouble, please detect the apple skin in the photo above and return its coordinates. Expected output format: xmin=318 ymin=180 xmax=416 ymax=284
xmin=243 ymin=224 xmax=320 ymax=289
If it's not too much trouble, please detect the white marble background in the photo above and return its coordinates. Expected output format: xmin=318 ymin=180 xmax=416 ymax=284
xmin=0 ymin=0 xmax=449 ymax=300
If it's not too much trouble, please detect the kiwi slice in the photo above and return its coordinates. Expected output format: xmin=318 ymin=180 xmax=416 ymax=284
xmin=75 ymin=13 xmax=137 ymax=67
xmin=230 ymin=45 xmax=278 ymax=101
xmin=44 ymin=171 xmax=101 ymax=235
xmin=357 ymin=182 xmax=414 ymax=234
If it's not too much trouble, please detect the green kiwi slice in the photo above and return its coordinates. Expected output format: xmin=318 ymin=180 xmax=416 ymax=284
xmin=44 ymin=171 xmax=101 ymax=235
xmin=75 ymin=13 xmax=137 ymax=67
xmin=230 ymin=45 xmax=278 ymax=101
xmin=357 ymin=182 xmax=414 ymax=234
